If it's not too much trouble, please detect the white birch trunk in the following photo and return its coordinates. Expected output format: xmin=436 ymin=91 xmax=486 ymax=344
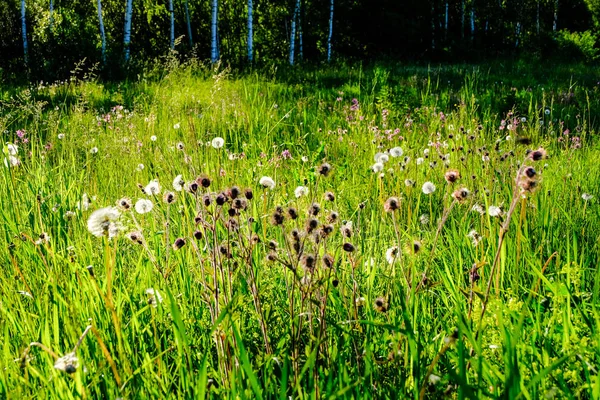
xmin=247 ymin=0 xmax=253 ymax=61
xmin=327 ymin=0 xmax=333 ymax=62
xmin=470 ymin=5 xmax=475 ymax=41
xmin=461 ymin=0 xmax=465 ymax=39
xmin=49 ymin=0 xmax=54 ymax=31
xmin=298 ymin=10 xmax=303 ymax=61
xmin=21 ymin=0 xmax=28 ymax=65
xmin=431 ymin=0 xmax=435 ymax=49
xmin=184 ymin=0 xmax=193 ymax=47
xmin=515 ymin=22 xmax=521 ymax=48
xmin=553 ymin=0 xmax=558 ymax=32
xmin=536 ymin=0 xmax=540 ymax=34
xmin=289 ymin=0 xmax=300 ymax=65
xmin=211 ymin=0 xmax=218 ymax=62
xmin=97 ymin=0 xmax=107 ymax=65
xmin=444 ymin=1 xmax=448 ymax=39
xmin=169 ymin=0 xmax=174 ymax=49
xmin=124 ymin=0 xmax=133 ymax=62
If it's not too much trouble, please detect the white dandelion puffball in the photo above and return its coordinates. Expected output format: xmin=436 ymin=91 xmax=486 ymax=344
xmin=294 ymin=186 xmax=309 ymax=198
xmin=90 ymin=147 xmax=98 ymax=154
xmin=3 ymin=156 xmax=20 ymax=167
xmin=5 ymin=143 xmax=18 ymax=155
xmin=582 ymin=193 xmax=594 ymax=201
xmin=145 ymin=179 xmax=160 ymax=195
xmin=173 ymin=123 xmax=181 ymax=130
xmin=422 ymin=182 xmax=436 ymax=195
xmin=371 ymin=162 xmax=384 ymax=173
xmin=389 ymin=147 xmax=403 ymax=157
xmin=404 ymin=179 xmax=415 ymax=187
xmin=136 ymin=163 xmax=145 ymax=171
xmin=259 ymin=176 xmax=276 ymax=190
xmin=488 ymin=206 xmax=502 ymax=217
xmin=135 ymin=199 xmax=154 ymax=214
xmin=146 ymin=288 xmax=164 ymax=307
xmin=57 ymin=133 xmax=65 ymax=140
xmin=87 ymin=207 xmax=120 ymax=237
xmin=173 ymin=174 xmax=185 ymax=192
xmin=150 ymin=135 xmax=157 ymax=141
xmin=416 ymin=157 xmax=424 ymax=165
xmin=385 ymin=246 xmax=400 ymax=265
xmin=374 ymin=152 xmax=389 ymax=164
xmin=211 ymin=137 xmax=225 ymax=149
xmin=54 ymin=352 xmax=79 ymax=373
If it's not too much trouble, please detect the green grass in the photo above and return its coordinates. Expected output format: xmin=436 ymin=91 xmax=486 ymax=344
xmin=1 ymin=59 xmax=600 ymax=398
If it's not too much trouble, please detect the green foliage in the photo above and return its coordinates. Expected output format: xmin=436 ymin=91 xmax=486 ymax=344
xmin=555 ymin=29 xmax=599 ymax=61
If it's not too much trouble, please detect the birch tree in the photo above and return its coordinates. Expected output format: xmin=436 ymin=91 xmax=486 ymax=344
xmin=211 ymin=0 xmax=218 ymax=62
xmin=21 ymin=0 xmax=28 ymax=65
xmin=470 ymin=1 xmax=475 ymax=42
xmin=169 ymin=0 xmax=174 ymax=49
xmin=327 ymin=0 xmax=334 ymax=62
xmin=124 ymin=0 xmax=133 ymax=62
xmin=97 ymin=0 xmax=107 ymax=65
xmin=49 ymin=0 xmax=54 ymax=31
xmin=184 ymin=0 xmax=193 ymax=47
xmin=289 ymin=0 xmax=300 ymax=65
xmin=553 ymin=0 xmax=558 ymax=31
xmin=247 ymin=0 xmax=253 ymax=61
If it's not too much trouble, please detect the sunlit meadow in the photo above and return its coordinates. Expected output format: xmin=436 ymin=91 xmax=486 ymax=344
xmin=1 ymin=60 xmax=600 ymax=398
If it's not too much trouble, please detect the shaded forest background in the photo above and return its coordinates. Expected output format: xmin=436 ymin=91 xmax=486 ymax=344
xmin=1 ymin=0 xmax=600 ymax=81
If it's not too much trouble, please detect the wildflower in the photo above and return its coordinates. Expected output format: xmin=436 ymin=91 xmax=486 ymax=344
xmin=309 ymin=203 xmax=321 ymax=216
xmin=173 ymin=123 xmax=181 ymax=129
xmin=419 ymin=214 xmax=430 ymax=225
xmin=145 ymin=288 xmax=163 ymax=307
xmin=215 ymin=193 xmax=227 ymax=206
xmin=173 ymin=175 xmax=185 ymax=191
xmin=271 ymin=210 xmax=285 ymax=225
xmin=163 ymin=192 xmax=176 ymax=204
xmin=294 ymin=186 xmax=309 ymax=198
xmin=301 ymin=254 xmax=316 ymax=271
xmin=471 ymin=203 xmax=485 ymax=215
xmin=259 ymin=176 xmax=276 ymax=190
xmin=371 ymin=162 xmax=384 ymax=172
xmin=150 ymin=135 xmax=157 ymax=141
xmin=527 ymin=147 xmax=547 ymax=161
xmin=187 ymin=181 xmax=199 ymax=193
xmin=116 ymin=197 xmax=132 ymax=211
xmin=145 ymin=179 xmax=161 ymax=195
xmin=305 ymin=218 xmax=319 ymax=233
xmin=198 ymin=175 xmax=211 ymax=188
xmin=176 ymin=142 xmax=184 ymax=151
xmin=244 ymin=188 xmax=253 ymax=200
xmin=374 ymin=152 xmax=389 ymax=164
xmin=545 ymin=109 xmax=551 ymax=115
xmin=288 ymin=207 xmax=299 ymax=219
xmin=451 ymin=188 xmax=470 ymax=203
xmin=136 ymin=163 xmax=144 ymax=171
xmin=194 ymin=230 xmax=203 ymax=240
xmin=582 ymin=193 xmax=594 ymax=201
xmin=211 ymin=137 xmax=225 ymax=149
xmin=281 ymin=149 xmax=292 ymax=159
xmin=409 ymin=240 xmax=422 ymax=255
xmin=322 ymin=254 xmax=334 ymax=268
xmin=386 ymin=246 xmax=399 ymax=264
xmin=374 ymin=297 xmax=389 ymax=313
xmin=172 ymin=238 xmax=186 ymax=250
xmin=135 ymin=199 xmax=154 ymax=214
xmin=64 ymin=211 xmax=76 ymax=220
xmin=90 ymin=147 xmax=98 ymax=154
xmin=422 ymin=182 xmax=436 ymax=195
xmin=523 ymin=167 xmax=536 ymax=179
xmin=228 ymin=186 xmax=241 ymax=199
xmin=126 ymin=231 xmax=143 ymax=245
xmin=301 ymin=156 xmax=309 ymax=163
xmin=78 ymin=193 xmax=91 ymax=211
xmin=518 ymin=177 xmax=538 ymax=193
xmin=417 ymin=157 xmax=424 ymax=165
xmin=467 ymin=230 xmax=481 ymax=246
xmin=444 ymin=169 xmax=460 ymax=183
xmin=54 ymin=352 xmax=79 ymax=374
xmin=87 ymin=207 xmax=120 ymax=238
xmin=343 ymin=242 xmax=355 ymax=252
xmin=355 ymin=297 xmax=366 ymax=307
xmin=318 ymin=163 xmax=332 ymax=176
xmin=389 ymin=147 xmax=403 ymax=157
xmin=488 ymin=206 xmax=502 ymax=217
xmin=3 ymin=156 xmax=20 ymax=167
xmin=405 ymin=179 xmax=415 ymax=187
xmin=341 ymin=221 xmax=353 ymax=237
xmin=6 ymin=143 xmax=18 ymax=155
xmin=326 ymin=211 xmax=338 ymax=223
xmin=384 ymin=197 xmax=400 ymax=212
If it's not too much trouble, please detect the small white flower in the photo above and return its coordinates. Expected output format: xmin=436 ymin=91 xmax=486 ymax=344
xmin=176 ymin=142 xmax=184 ymax=150
xmin=145 ymin=288 xmax=163 ymax=307
xmin=211 ymin=137 xmax=225 ymax=149
xmin=471 ymin=203 xmax=485 ymax=215
xmin=3 ymin=156 xmax=20 ymax=167
xmin=389 ymin=147 xmax=403 ymax=157
xmin=371 ymin=162 xmax=384 ymax=172
xmin=505 ymin=135 xmax=511 ymax=141
xmin=6 ymin=143 xmax=18 ymax=155
xmin=385 ymin=246 xmax=400 ymax=265
xmin=423 ymin=149 xmax=430 ymax=156
xmin=419 ymin=214 xmax=430 ymax=225
xmin=150 ymin=135 xmax=157 ymax=141
xmin=90 ymin=147 xmax=98 ymax=154
xmin=77 ymin=193 xmax=91 ymax=211
xmin=521 ymin=117 xmax=527 ymax=123
xmin=54 ymin=352 xmax=79 ymax=373
xmin=173 ymin=123 xmax=181 ymax=129
xmin=374 ymin=152 xmax=389 ymax=164
xmin=259 ymin=176 xmax=276 ymax=190
xmin=355 ymin=297 xmax=366 ymax=307
xmin=488 ymin=206 xmax=502 ymax=217
xmin=545 ymin=109 xmax=551 ymax=115
xmin=87 ymin=207 xmax=120 ymax=237
xmin=135 ymin=199 xmax=154 ymax=214
xmin=428 ymin=374 xmax=441 ymax=385
xmin=582 ymin=193 xmax=594 ymax=201
xmin=422 ymin=182 xmax=436 ymax=195
xmin=294 ymin=186 xmax=309 ymax=198
xmin=145 ymin=179 xmax=160 ymax=195
xmin=416 ymin=157 xmax=424 ymax=165
xmin=136 ymin=163 xmax=144 ymax=172
xmin=467 ymin=230 xmax=482 ymax=246
xmin=405 ymin=179 xmax=415 ymax=187
xmin=57 ymin=133 xmax=65 ymax=140
xmin=301 ymin=156 xmax=309 ymax=162
xmin=173 ymin=174 xmax=185 ymax=191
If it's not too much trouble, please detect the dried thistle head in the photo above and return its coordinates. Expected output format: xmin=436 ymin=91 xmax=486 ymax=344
xmin=318 ymin=163 xmax=332 ymax=176
xmin=527 ymin=147 xmax=547 ymax=161
xmin=444 ymin=169 xmax=460 ymax=183
xmin=374 ymin=297 xmax=389 ymax=313
xmin=384 ymin=197 xmax=400 ymax=213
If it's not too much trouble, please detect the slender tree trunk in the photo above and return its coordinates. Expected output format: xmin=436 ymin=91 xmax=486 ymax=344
xmin=536 ymin=0 xmax=540 ymax=34
xmin=515 ymin=22 xmax=521 ymax=48
xmin=444 ymin=1 xmax=448 ymax=39
xmin=123 ymin=0 xmax=133 ymax=62
xmin=431 ymin=0 xmax=436 ymax=49
xmin=470 ymin=2 xmax=475 ymax=42
xmin=49 ymin=0 xmax=54 ymax=31
xmin=247 ymin=0 xmax=253 ymax=61
xmin=211 ymin=0 xmax=218 ymax=62
xmin=97 ymin=0 xmax=107 ymax=65
xmin=298 ymin=6 xmax=303 ymax=61
xmin=553 ymin=0 xmax=558 ymax=32
xmin=327 ymin=0 xmax=333 ymax=62
xmin=21 ymin=0 xmax=28 ymax=66
xmin=169 ymin=0 xmax=174 ymax=49
xmin=289 ymin=0 xmax=300 ymax=65
xmin=184 ymin=0 xmax=193 ymax=47
xmin=461 ymin=0 xmax=465 ymax=39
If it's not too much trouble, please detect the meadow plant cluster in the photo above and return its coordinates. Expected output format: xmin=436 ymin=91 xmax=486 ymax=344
xmin=1 ymin=63 xmax=600 ymax=398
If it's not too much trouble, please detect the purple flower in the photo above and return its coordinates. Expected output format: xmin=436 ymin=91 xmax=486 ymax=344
xmin=16 ymin=130 xmax=26 ymax=138
xmin=281 ymin=149 xmax=292 ymax=159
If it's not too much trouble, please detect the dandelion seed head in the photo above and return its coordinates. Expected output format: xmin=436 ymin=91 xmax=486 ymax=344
xmin=211 ymin=137 xmax=225 ymax=149
xmin=135 ymin=199 xmax=154 ymax=214
xmin=422 ymin=182 xmax=436 ymax=195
